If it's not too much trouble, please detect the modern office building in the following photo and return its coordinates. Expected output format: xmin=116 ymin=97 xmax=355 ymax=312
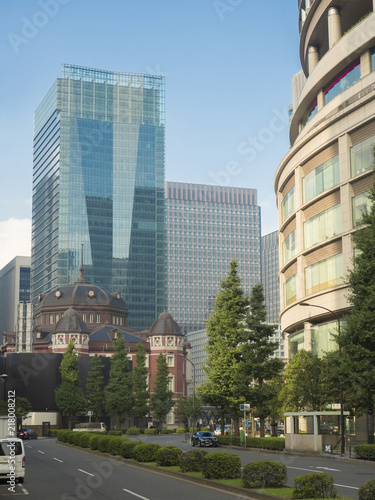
xmin=166 ymin=182 xmax=261 ymax=335
xmin=261 ymin=231 xmax=284 ymax=359
xmin=31 ymin=64 xmax=166 ymax=330
xmin=275 ymin=1 xmax=375 ymax=359
xmin=0 ymin=256 xmax=31 ymax=335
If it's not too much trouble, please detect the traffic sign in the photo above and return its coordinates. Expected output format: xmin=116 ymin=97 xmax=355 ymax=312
xmin=240 ymin=404 xmax=250 ymax=411
xmin=325 ymin=403 xmax=341 ymax=410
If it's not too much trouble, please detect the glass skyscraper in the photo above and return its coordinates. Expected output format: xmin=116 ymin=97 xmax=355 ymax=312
xmin=167 ymin=182 xmax=261 ymax=334
xmin=32 ymin=64 xmax=166 ymax=329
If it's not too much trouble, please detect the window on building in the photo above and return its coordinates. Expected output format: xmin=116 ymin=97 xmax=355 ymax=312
xmin=167 ymin=410 xmax=174 ymax=425
xmin=49 ymin=314 xmax=54 ymax=324
xmin=283 ymin=230 xmax=297 ymax=264
xmin=82 ymin=314 xmax=86 ymax=323
xmin=89 ymin=314 xmax=93 ymax=323
xmin=282 ymin=186 xmax=295 ymax=222
xmin=304 ymin=204 xmax=341 ymax=249
xmin=311 ymin=321 xmax=338 ymax=357
xmin=350 ymin=135 xmax=375 ymax=177
xmin=166 ymin=355 xmax=174 ymax=367
xmin=289 ymin=330 xmax=304 ymax=358
xmin=96 ymin=314 xmax=100 ymax=323
xmin=284 ymin=274 xmax=297 ymax=306
xmin=168 ymin=376 xmax=174 ymax=392
xmin=302 ymin=155 xmax=340 ymax=203
xmin=324 ymin=60 xmax=360 ymax=104
xmin=301 ymin=99 xmax=318 ymax=127
xmin=305 ymin=253 xmax=343 ymax=295
xmin=352 ymin=191 xmax=372 ymax=226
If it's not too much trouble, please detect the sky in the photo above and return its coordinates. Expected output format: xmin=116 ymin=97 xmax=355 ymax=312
xmin=0 ymin=0 xmax=301 ymax=269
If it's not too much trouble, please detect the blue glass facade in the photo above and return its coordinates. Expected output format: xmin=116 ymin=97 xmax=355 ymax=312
xmin=32 ymin=65 xmax=166 ymax=329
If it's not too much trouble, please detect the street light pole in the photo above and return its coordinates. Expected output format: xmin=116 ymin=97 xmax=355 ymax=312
xmin=167 ymin=351 xmax=195 ymax=434
xmin=300 ymin=302 xmax=345 ymax=456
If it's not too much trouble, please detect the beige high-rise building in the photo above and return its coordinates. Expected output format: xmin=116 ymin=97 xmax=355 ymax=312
xmin=275 ymin=1 xmax=375 ymax=359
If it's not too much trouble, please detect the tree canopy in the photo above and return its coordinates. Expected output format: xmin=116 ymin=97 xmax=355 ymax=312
xmin=150 ymin=353 xmax=174 ymax=425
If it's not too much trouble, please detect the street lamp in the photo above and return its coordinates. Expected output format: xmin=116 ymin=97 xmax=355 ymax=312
xmin=300 ymin=302 xmax=345 ymax=456
xmin=167 ymin=351 xmax=196 ymax=434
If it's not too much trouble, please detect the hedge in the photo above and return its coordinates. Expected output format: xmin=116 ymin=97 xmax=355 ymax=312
xmin=144 ymin=428 xmax=158 ymax=435
xmin=175 ymin=428 xmax=186 ymax=434
xmin=217 ymin=435 xmax=285 ymax=451
xmin=126 ymin=428 xmax=141 ymax=435
xmin=108 ymin=430 xmax=123 ymax=436
xmin=120 ymin=440 xmax=141 ymax=459
xmin=293 ymin=472 xmax=338 ymax=499
xmin=242 ymin=461 xmax=287 ymax=489
xmin=133 ymin=443 xmax=161 ymax=462
xmin=97 ymin=435 xmax=112 ymax=453
xmin=202 ymin=452 xmax=241 ymax=480
xmin=88 ymin=434 xmax=100 ymax=450
xmin=354 ymin=444 xmax=375 ymax=460
xmin=108 ymin=437 xmax=125 ymax=456
xmin=359 ymin=479 xmax=375 ymax=500
xmin=180 ymin=449 xmax=208 ymax=472
xmin=161 ymin=428 xmax=173 ymax=434
xmin=156 ymin=446 xmax=182 ymax=467
xmin=79 ymin=432 xmax=92 ymax=449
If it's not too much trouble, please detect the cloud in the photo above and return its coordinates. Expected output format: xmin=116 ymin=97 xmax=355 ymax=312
xmin=0 ymin=218 xmax=31 ymax=269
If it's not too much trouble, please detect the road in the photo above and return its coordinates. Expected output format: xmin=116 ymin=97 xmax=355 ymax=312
xmin=0 ymin=436 xmax=374 ymax=499
xmin=0 ymin=438 xmax=251 ymax=500
xmin=128 ymin=434 xmax=375 ymax=499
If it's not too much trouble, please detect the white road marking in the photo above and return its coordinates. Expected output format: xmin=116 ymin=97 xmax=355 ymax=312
xmin=334 ymin=484 xmax=359 ymax=490
xmin=53 ymin=457 xmax=63 ymax=463
xmin=19 ymin=485 xmax=29 ymax=494
xmin=37 ymin=450 xmax=45 ymax=454
xmin=288 ymin=466 xmax=323 ymax=473
xmin=122 ymin=489 xmax=150 ymax=500
xmin=26 ymin=445 xmax=32 ymax=449
xmin=78 ymin=468 xmax=95 ymax=477
xmin=316 ymin=466 xmax=340 ymax=471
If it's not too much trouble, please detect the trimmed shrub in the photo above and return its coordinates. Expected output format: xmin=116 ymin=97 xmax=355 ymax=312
xmin=120 ymin=440 xmax=141 ymax=459
xmin=71 ymin=431 xmax=85 ymax=446
xmin=144 ymin=428 xmax=158 ymax=435
xmin=354 ymin=444 xmax=375 ymax=460
xmin=57 ymin=430 xmax=71 ymax=443
xmin=133 ymin=443 xmax=161 ymax=462
xmin=359 ymin=479 xmax=375 ymax=500
xmin=108 ymin=430 xmax=123 ymax=437
xmin=242 ymin=461 xmax=287 ymax=489
xmin=97 ymin=435 xmax=112 ymax=453
xmin=88 ymin=434 xmax=100 ymax=451
xmin=161 ymin=428 xmax=173 ymax=434
xmin=79 ymin=433 xmax=92 ymax=449
xmin=66 ymin=431 xmax=77 ymax=445
xmin=49 ymin=429 xmax=59 ymax=437
xmin=202 ymin=452 xmax=241 ymax=480
xmin=200 ymin=427 xmax=210 ymax=431
xmin=107 ymin=437 xmax=124 ymax=456
xmin=126 ymin=428 xmax=141 ymax=435
xmin=293 ymin=473 xmax=338 ymax=499
xmin=180 ymin=449 xmax=208 ymax=472
xmin=216 ymin=435 xmax=285 ymax=451
xmin=156 ymin=446 xmax=182 ymax=467
xmin=175 ymin=428 xmax=186 ymax=434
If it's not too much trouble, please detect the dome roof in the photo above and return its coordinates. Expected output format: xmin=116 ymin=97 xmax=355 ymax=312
xmin=36 ymin=277 xmax=127 ymax=313
xmin=55 ymin=308 xmax=89 ymax=334
xmin=149 ymin=310 xmax=183 ymax=336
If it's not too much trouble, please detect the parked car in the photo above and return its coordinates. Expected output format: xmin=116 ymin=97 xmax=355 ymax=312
xmin=191 ymin=431 xmax=218 ymax=447
xmin=26 ymin=429 xmax=38 ymax=439
xmin=17 ymin=429 xmax=30 ymax=440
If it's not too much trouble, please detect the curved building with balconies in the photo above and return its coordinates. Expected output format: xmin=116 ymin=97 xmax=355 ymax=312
xmin=275 ymin=0 xmax=375 ymax=358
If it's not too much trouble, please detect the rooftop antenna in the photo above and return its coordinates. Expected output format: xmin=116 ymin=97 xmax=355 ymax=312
xmin=78 ymin=243 xmax=87 ymax=282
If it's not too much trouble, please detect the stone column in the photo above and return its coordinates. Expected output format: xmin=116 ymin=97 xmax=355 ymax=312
xmin=328 ymin=7 xmax=342 ymax=49
xmin=308 ymin=45 xmax=319 ymax=74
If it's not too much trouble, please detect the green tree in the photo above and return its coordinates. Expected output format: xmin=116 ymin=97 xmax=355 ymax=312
xmin=174 ymin=395 xmax=203 ymax=429
xmin=55 ymin=341 xmax=86 ymax=429
xmin=280 ymin=350 xmax=326 ymax=413
xmin=132 ymin=343 xmax=149 ymax=426
xmin=236 ymin=283 xmax=284 ymax=436
xmin=105 ymin=334 xmax=134 ymax=425
xmin=199 ymin=260 xmax=249 ymax=435
xmin=340 ymin=164 xmax=375 ymax=441
xmin=86 ymin=354 xmax=105 ymax=421
xmin=0 ymin=397 xmax=32 ymax=430
xmin=150 ymin=353 xmax=174 ymax=426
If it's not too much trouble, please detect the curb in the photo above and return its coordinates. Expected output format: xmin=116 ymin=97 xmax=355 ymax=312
xmin=55 ymin=441 xmax=285 ymax=500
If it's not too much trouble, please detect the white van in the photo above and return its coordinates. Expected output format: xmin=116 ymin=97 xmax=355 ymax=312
xmin=0 ymin=438 xmax=25 ymax=484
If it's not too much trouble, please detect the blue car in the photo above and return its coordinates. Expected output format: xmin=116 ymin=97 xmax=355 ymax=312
xmin=191 ymin=431 xmax=218 ymax=447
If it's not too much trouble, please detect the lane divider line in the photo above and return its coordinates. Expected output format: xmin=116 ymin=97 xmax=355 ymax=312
xmin=122 ymin=489 xmax=150 ymax=500
xmin=78 ymin=469 xmax=95 ymax=477
xmin=37 ymin=450 xmax=45 ymax=454
xmin=53 ymin=458 xmax=63 ymax=463
xmin=334 ymin=484 xmax=359 ymax=490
